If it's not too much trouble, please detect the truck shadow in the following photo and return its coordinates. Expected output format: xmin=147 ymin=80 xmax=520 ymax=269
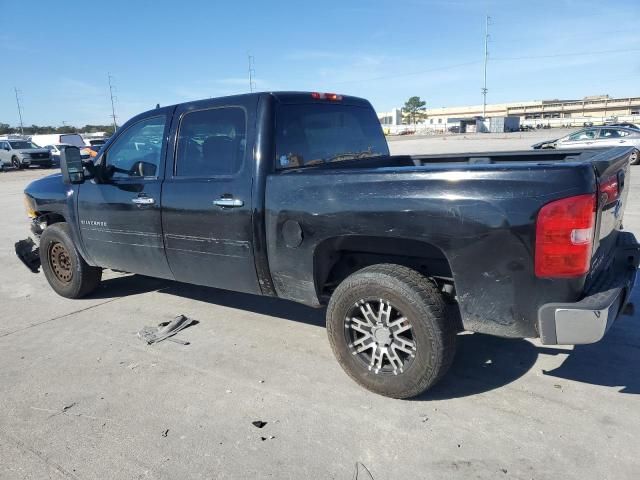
xmin=539 ymin=314 xmax=640 ymax=395
xmin=90 ymin=274 xmax=326 ymax=327
xmin=423 ymin=311 xmax=640 ymax=400
xmin=93 ymin=274 xmax=640 ymax=398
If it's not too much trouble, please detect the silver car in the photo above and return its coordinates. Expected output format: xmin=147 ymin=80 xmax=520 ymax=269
xmin=532 ymin=126 xmax=640 ymax=164
xmin=0 ymin=139 xmax=53 ymax=170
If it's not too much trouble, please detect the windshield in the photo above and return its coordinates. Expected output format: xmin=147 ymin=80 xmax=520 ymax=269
xmin=275 ymin=103 xmax=389 ymax=169
xmin=9 ymin=141 xmax=39 ymax=149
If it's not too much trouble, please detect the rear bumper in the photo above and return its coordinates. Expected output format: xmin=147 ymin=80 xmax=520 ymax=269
xmin=538 ymin=231 xmax=640 ymax=345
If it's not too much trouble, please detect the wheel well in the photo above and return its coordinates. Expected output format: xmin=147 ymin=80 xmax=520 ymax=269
xmin=38 ymin=212 xmax=66 ymax=226
xmin=314 ymin=236 xmax=454 ymax=303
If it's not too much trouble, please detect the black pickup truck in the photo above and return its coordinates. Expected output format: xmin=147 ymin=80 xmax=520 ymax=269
xmin=17 ymin=92 xmax=640 ymax=398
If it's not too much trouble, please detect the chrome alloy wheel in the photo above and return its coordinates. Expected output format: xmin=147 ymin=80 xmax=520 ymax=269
xmin=345 ymin=299 xmax=417 ymax=375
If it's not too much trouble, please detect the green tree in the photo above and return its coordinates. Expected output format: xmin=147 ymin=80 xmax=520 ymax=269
xmin=0 ymin=123 xmax=14 ymax=135
xmin=402 ymin=96 xmax=427 ymax=125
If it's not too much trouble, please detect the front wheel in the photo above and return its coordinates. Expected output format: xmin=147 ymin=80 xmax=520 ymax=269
xmin=12 ymin=156 xmax=23 ymax=170
xmin=40 ymin=223 xmax=102 ymax=298
xmin=630 ymin=148 xmax=639 ymax=165
xmin=326 ymin=264 xmax=457 ymax=399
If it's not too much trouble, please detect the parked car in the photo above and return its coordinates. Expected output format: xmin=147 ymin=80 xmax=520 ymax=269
xmin=0 ymin=139 xmax=52 ymax=169
xmin=85 ymin=138 xmax=108 ymax=147
xmin=45 ymin=144 xmax=90 ymax=166
xmin=532 ymin=127 xmax=640 ymax=164
xmin=447 ymin=125 xmax=461 ymax=134
xmin=15 ymin=92 xmax=640 ymax=399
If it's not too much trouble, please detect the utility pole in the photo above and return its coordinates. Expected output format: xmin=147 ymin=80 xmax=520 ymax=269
xmin=108 ymin=73 xmax=118 ymax=132
xmin=482 ymin=15 xmax=490 ymax=119
xmin=14 ymin=87 xmax=24 ymax=135
xmin=248 ymin=54 xmax=256 ymax=93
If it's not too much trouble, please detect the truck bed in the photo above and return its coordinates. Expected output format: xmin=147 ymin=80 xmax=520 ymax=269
xmin=266 ymin=146 xmax=633 ymax=338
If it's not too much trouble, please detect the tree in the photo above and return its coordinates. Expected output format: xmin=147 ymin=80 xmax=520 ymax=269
xmin=402 ymin=96 xmax=427 ymax=125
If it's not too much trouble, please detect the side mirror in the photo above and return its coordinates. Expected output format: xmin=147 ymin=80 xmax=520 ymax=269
xmin=60 ymin=146 xmax=85 ymax=184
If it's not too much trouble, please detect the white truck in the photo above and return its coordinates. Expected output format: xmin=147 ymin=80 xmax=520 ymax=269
xmin=31 ymin=134 xmax=86 ymax=149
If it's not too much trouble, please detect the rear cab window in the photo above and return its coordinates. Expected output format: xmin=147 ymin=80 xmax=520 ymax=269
xmin=275 ymin=101 xmax=389 ymax=169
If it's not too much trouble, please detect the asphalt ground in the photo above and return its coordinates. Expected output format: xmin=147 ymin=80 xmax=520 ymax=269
xmin=1 ymin=132 xmax=639 ymax=479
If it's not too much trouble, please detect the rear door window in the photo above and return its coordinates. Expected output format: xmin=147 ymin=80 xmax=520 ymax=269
xmin=175 ymin=107 xmax=246 ymax=177
xmin=275 ymin=103 xmax=389 ymax=169
xmin=599 ymin=128 xmax=627 ymax=138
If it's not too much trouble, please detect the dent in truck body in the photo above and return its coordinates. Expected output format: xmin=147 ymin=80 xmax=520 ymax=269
xmin=265 ymin=162 xmax=597 ymax=338
xmin=23 ymin=173 xmax=95 ymax=268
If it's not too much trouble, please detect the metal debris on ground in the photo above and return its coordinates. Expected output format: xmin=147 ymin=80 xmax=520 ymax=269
xmin=162 ymin=429 xmax=169 ymax=437
xmin=252 ymin=421 xmax=267 ymax=429
xmin=137 ymin=315 xmax=196 ymax=345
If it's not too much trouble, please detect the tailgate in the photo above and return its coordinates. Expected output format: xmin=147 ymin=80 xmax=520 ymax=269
xmin=588 ymin=147 xmax=634 ymax=282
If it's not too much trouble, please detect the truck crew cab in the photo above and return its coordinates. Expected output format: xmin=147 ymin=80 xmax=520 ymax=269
xmin=17 ymin=92 xmax=640 ymax=398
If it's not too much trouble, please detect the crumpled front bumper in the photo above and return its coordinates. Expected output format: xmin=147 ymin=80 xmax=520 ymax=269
xmin=538 ymin=231 xmax=640 ymax=345
xmin=14 ymin=218 xmax=45 ymax=273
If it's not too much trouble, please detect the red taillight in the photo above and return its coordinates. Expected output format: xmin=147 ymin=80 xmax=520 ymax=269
xmin=311 ymin=92 xmax=342 ymax=101
xmin=535 ymin=193 xmax=596 ymax=278
xmin=598 ymin=175 xmax=619 ymax=205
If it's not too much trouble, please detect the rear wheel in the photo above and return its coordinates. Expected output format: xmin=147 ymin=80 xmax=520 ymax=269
xmin=326 ymin=264 xmax=457 ymax=399
xmin=40 ymin=223 xmax=102 ymax=298
xmin=630 ymin=148 xmax=639 ymax=165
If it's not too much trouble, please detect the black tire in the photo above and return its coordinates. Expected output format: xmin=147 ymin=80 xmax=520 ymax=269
xmin=630 ymin=148 xmax=639 ymax=166
xmin=12 ymin=156 xmax=22 ymax=170
xmin=326 ymin=264 xmax=456 ymax=399
xmin=40 ymin=223 xmax=102 ymax=298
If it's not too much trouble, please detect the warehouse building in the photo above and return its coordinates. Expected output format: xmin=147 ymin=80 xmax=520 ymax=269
xmin=378 ymin=94 xmax=640 ymax=132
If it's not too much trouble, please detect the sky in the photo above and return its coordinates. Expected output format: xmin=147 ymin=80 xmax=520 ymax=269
xmin=0 ymin=0 xmax=639 ymax=127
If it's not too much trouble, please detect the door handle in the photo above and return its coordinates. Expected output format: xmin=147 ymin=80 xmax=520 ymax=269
xmin=619 ymin=140 xmax=627 ymax=143
xmin=132 ymin=196 xmax=155 ymax=205
xmin=213 ymin=197 xmax=244 ymax=208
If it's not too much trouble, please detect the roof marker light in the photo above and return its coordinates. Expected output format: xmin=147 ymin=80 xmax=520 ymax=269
xmin=311 ymin=92 xmax=343 ymax=101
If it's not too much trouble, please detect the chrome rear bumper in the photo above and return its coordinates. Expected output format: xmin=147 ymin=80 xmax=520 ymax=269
xmin=538 ymin=231 xmax=639 ymax=345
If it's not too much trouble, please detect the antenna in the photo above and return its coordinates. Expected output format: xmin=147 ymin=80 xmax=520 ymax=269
xmin=248 ymin=53 xmax=256 ymax=93
xmin=482 ymin=15 xmax=491 ymax=119
xmin=14 ymin=87 xmax=24 ymax=135
xmin=108 ymin=73 xmax=118 ymax=132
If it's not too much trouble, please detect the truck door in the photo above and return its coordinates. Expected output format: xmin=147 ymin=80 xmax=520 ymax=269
xmin=161 ymin=98 xmax=261 ymax=294
xmin=76 ymin=110 xmax=174 ymax=279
